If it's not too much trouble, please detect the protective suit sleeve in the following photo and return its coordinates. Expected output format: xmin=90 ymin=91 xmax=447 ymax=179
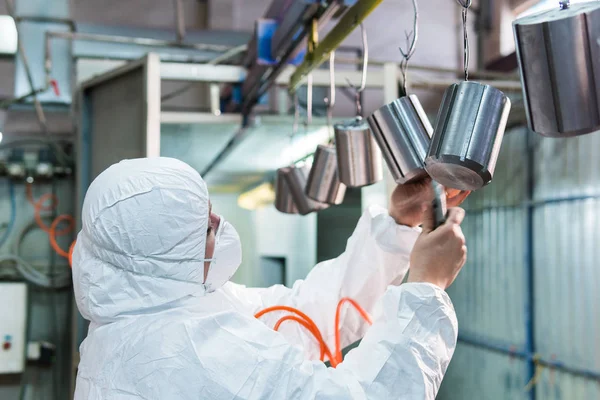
xmin=226 ymin=205 xmax=421 ymax=360
xmin=213 ymin=283 xmax=457 ymax=400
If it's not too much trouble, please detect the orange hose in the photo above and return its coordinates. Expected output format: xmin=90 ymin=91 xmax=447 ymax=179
xmin=27 ymin=184 xmax=76 ymax=265
xmin=33 ymin=194 xmax=71 ymax=235
xmin=68 ymin=240 xmax=76 ymax=267
xmin=334 ymin=298 xmax=373 ymax=364
xmin=256 ymin=305 xmax=338 ymax=367
xmin=26 ymin=184 xmax=56 ymax=211
xmin=274 ymin=315 xmax=332 ymax=363
xmin=255 ymin=306 xmax=321 ymax=334
xmin=48 ymin=215 xmax=75 ymax=259
xmin=257 ymin=298 xmax=373 ymax=367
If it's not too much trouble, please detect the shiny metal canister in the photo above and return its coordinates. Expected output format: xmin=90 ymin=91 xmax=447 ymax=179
xmin=513 ymin=1 xmax=600 ymax=137
xmin=367 ymin=95 xmax=432 ymax=184
xmin=283 ymin=164 xmax=329 ymax=215
xmin=426 ymin=81 xmax=511 ymax=191
xmin=274 ymin=167 xmax=299 ymax=214
xmin=334 ymin=117 xmax=383 ymax=188
xmin=305 ymin=144 xmax=347 ymax=205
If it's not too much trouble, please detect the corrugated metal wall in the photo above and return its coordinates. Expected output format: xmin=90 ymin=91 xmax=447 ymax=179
xmin=438 ymin=128 xmax=600 ymax=399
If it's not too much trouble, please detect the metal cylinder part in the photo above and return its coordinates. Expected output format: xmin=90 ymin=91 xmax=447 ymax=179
xmin=305 ymin=144 xmax=347 ymax=204
xmin=425 ymin=81 xmax=511 ymax=191
xmin=513 ymin=1 xmax=600 ymax=137
xmin=274 ymin=167 xmax=298 ymax=214
xmin=283 ymin=164 xmax=329 ymax=215
xmin=367 ymin=95 xmax=432 ymax=184
xmin=334 ymin=117 xmax=383 ymax=188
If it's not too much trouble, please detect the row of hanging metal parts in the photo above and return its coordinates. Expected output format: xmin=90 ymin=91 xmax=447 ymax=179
xmin=276 ymin=23 xmax=383 ymax=215
xmin=368 ymin=0 xmax=511 ymax=192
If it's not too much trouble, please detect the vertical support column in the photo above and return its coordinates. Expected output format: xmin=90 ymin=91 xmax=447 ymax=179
xmin=524 ymin=130 xmax=536 ymax=400
xmin=210 ymin=83 xmax=221 ymax=116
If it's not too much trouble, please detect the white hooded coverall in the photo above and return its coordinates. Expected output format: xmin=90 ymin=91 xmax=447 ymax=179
xmin=72 ymin=157 xmax=458 ymax=399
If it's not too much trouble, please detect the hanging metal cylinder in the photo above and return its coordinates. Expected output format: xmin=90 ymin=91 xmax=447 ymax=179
xmin=425 ymin=81 xmax=511 ymax=191
xmin=274 ymin=167 xmax=298 ymax=214
xmin=334 ymin=117 xmax=383 ymax=188
xmin=305 ymin=144 xmax=347 ymax=205
xmin=513 ymin=1 xmax=600 ymax=137
xmin=283 ymin=164 xmax=329 ymax=215
xmin=367 ymin=95 xmax=432 ymax=184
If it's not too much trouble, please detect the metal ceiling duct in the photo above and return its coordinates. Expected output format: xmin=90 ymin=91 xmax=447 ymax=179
xmin=283 ymin=164 xmax=329 ymax=215
xmin=367 ymin=95 xmax=432 ymax=184
xmin=334 ymin=117 xmax=383 ymax=188
xmin=274 ymin=167 xmax=298 ymax=214
xmin=305 ymin=144 xmax=346 ymax=205
xmin=513 ymin=1 xmax=600 ymax=137
xmin=425 ymin=81 xmax=511 ymax=191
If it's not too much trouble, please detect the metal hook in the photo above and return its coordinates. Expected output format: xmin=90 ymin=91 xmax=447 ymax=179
xmin=345 ymin=23 xmax=368 ymax=116
xmin=455 ymin=0 xmax=471 ymax=81
xmin=398 ymin=0 xmax=419 ymax=96
xmin=292 ymin=93 xmax=300 ymax=141
xmin=325 ymin=51 xmax=336 ymax=142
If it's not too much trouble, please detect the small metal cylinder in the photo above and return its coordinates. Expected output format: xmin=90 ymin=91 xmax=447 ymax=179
xmin=284 ymin=164 xmax=329 ymax=215
xmin=274 ymin=167 xmax=298 ymax=214
xmin=334 ymin=117 xmax=383 ymax=188
xmin=305 ymin=144 xmax=347 ymax=204
xmin=513 ymin=1 xmax=600 ymax=137
xmin=426 ymin=81 xmax=511 ymax=191
xmin=367 ymin=95 xmax=432 ymax=184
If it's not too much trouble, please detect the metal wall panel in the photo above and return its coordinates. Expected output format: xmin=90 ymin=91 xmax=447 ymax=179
xmin=438 ymin=343 xmax=529 ymax=400
xmin=533 ymin=199 xmax=600 ymax=373
xmin=462 ymin=128 xmax=528 ymax=210
xmin=536 ymin=369 xmax=600 ymax=400
xmin=533 ymin=131 xmax=600 ymax=201
xmin=448 ymin=206 xmax=527 ymax=346
xmin=448 ymin=129 xmax=529 ymax=346
xmin=443 ymin=125 xmax=600 ymax=398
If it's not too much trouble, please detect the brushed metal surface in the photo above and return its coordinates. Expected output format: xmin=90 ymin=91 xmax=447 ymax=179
xmin=367 ymin=94 xmax=432 ymax=184
xmin=513 ymin=1 xmax=600 ymax=137
xmin=426 ymin=81 xmax=511 ymax=191
xmin=305 ymin=144 xmax=347 ymax=204
xmin=284 ymin=164 xmax=329 ymax=215
xmin=274 ymin=167 xmax=298 ymax=214
xmin=334 ymin=117 xmax=383 ymax=188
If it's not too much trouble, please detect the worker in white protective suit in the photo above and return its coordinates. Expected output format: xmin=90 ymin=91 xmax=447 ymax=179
xmin=72 ymin=157 xmax=469 ymax=400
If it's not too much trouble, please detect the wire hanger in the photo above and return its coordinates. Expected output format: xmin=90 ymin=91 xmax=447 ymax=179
xmin=325 ymin=51 xmax=336 ymax=143
xmin=345 ymin=23 xmax=368 ymax=117
xmin=455 ymin=0 xmax=472 ymax=81
xmin=398 ymin=0 xmax=419 ymax=97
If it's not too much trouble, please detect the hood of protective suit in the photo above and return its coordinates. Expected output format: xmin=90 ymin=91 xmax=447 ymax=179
xmin=72 ymin=157 xmax=215 ymax=324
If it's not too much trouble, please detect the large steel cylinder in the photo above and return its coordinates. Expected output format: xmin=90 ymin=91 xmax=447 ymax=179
xmin=426 ymin=81 xmax=511 ymax=191
xmin=274 ymin=167 xmax=298 ymax=214
xmin=367 ymin=95 xmax=432 ymax=184
xmin=334 ymin=117 xmax=383 ymax=188
xmin=513 ymin=1 xmax=600 ymax=137
xmin=305 ymin=144 xmax=347 ymax=204
xmin=284 ymin=164 xmax=329 ymax=215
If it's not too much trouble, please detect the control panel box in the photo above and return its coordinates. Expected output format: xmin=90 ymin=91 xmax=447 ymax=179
xmin=0 ymin=283 xmax=27 ymax=374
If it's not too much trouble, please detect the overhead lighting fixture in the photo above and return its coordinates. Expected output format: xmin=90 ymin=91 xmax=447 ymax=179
xmin=0 ymin=16 xmax=17 ymax=55
xmin=237 ymin=182 xmax=276 ymax=211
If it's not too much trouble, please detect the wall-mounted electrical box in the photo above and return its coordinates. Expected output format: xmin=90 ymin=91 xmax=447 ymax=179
xmin=0 ymin=283 xmax=27 ymax=374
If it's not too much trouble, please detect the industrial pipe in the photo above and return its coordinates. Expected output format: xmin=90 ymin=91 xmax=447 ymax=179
xmin=44 ymin=30 xmax=236 ymax=80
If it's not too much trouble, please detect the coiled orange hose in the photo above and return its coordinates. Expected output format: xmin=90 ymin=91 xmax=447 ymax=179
xmin=274 ymin=315 xmax=332 ymax=363
xmin=256 ymin=298 xmax=373 ymax=368
xmin=48 ymin=215 xmax=75 ymax=259
xmin=27 ymin=183 xmax=77 ymax=267
xmin=334 ymin=298 xmax=373 ymax=364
